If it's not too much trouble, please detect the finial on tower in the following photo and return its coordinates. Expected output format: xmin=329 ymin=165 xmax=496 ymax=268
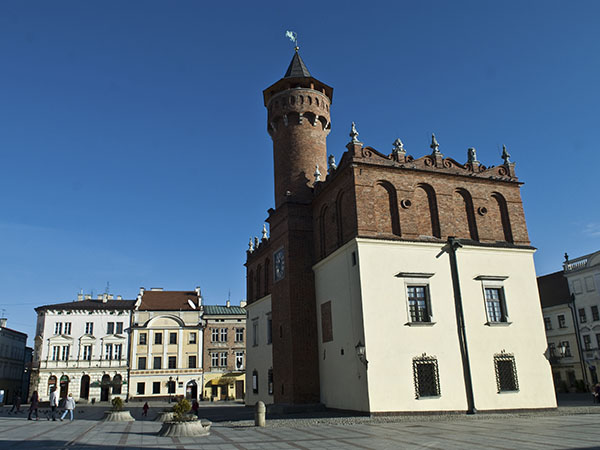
xmin=262 ymin=224 xmax=269 ymax=240
xmin=248 ymin=238 xmax=254 ymax=253
xmin=285 ymin=30 xmax=299 ymax=52
xmin=350 ymin=122 xmax=360 ymax=143
xmin=430 ymin=134 xmax=440 ymax=154
xmin=314 ymin=164 xmax=322 ymax=182
xmin=501 ymin=145 xmax=511 ymax=164
xmin=392 ymin=138 xmax=405 ymax=161
xmin=467 ymin=147 xmax=478 ymax=163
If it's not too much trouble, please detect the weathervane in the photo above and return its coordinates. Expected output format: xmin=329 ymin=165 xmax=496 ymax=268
xmin=285 ymin=30 xmax=299 ymax=51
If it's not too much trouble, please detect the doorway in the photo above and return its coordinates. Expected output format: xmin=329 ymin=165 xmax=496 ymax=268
xmin=80 ymin=375 xmax=90 ymax=400
xmin=235 ymin=380 xmax=244 ymax=400
xmin=48 ymin=375 xmax=57 ymax=396
xmin=186 ymin=380 xmax=197 ymax=400
xmin=59 ymin=375 xmax=69 ymax=398
xmin=100 ymin=374 xmax=111 ymax=401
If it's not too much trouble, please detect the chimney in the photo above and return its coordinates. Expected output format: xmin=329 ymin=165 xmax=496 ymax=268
xmin=195 ymin=286 xmax=202 ymax=306
xmin=97 ymin=295 xmax=103 ymax=300
xmin=240 ymin=300 xmax=247 ymax=308
xmin=0 ymin=318 xmax=6 ymax=328
xmin=108 ymin=294 xmax=114 ymax=300
xmin=84 ymin=294 xmax=91 ymax=300
xmin=77 ymin=293 xmax=83 ymax=302
xmin=226 ymin=300 xmax=231 ymax=308
xmin=117 ymin=295 xmax=122 ymax=300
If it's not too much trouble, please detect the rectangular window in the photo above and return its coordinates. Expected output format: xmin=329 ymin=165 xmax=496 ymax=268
xmin=235 ymin=351 xmax=244 ymax=370
xmin=115 ymin=344 xmax=122 ymax=360
xmin=584 ymin=335 xmax=592 ymax=350
xmin=560 ymin=340 xmax=572 ymax=357
xmin=188 ymin=355 xmax=197 ymax=368
xmin=268 ymin=369 xmax=273 ymax=395
xmin=83 ymin=345 xmax=92 ymax=361
xmin=138 ymin=357 xmax=147 ymax=370
xmin=558 ymin=315 xmax=567 ymax=328
xmin=408 ymin=286 xmax=431 ymax=322
xmin=153 ymin=381 xmax=161 ymax=394
xmin=235 ymin=328 xmax=244 ymax=342
xmin=189 ymin=332 xmax=197 ymax=344
xmin=593 ymin=306 xmax=600 ymax=322
xmin=54 ymin=322 xmax=62 ymax=335
xmin=85 ymin=322 xmax=93 ymax=335
xmin=154 ymin=332 xmax=162 ymax=345
xmin=61 ymin=345 xmax=70 ymax=361
xmin=485 ymin=288 xmax=506 ymax=323
xmin=544 ymin=317 xmax=552 ymax=331
xmin=168 ymin=356 xmax=177 ymax=369
xmin=105 ymin=344 xmax=113 ymax=360
xmin=107 ymin=322 xmax=115 ymax=334
xmin=220 ymin=328 xmax=228 ymax=342
xmin=52 ymin=346 xmax=60 ymax=361
xmin=64 ymin=322 xmax=72 ymax=335
xmin=211 ymin=328 xmax=219 ymax=342
xmin=116 ymin=322 xmax=123 ymax=334
xmin=139 ymin=333 xmax=147 ymax=345
xmin=252 ymin=320 xmax=258 ymax=347
xmin=169 ymin=332 xmax=177 ymax=345
xmin=211 ymin=352 xmax=219 ymax=367
xmin=579 ymin=308 xmax=587 ymax=323
xmin=413 ymin=355 xmax=440 ymax=398
xmin=153 ymin=356 xmax=162 ymax=369
xmin=220 ymin=352 xmax=227 ymax=367
xmin=137 ymin=382 xmax=145 ymax=395
xmin=494 ymin=352 xmax=519 ymax=392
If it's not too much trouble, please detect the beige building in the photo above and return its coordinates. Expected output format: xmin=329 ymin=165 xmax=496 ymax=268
xmin=202 ymin=302 xmax=246 ymax=401
xmin=128 ymin=288 xmax=203 ymax=401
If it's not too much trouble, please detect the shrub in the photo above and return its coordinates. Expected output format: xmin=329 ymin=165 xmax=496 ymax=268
xmin=111 ymin=397 xmax=123 ymax=411
xmin=172 ymin=398 xmax=191 ymax=422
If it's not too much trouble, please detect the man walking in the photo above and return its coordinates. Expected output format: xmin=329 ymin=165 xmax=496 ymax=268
xmin=48 ymin=387 xmax=58 ymax=421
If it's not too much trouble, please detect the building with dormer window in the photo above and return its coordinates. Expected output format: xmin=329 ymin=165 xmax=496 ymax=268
xmin=31 ymin=293 xmax=134 ymax=402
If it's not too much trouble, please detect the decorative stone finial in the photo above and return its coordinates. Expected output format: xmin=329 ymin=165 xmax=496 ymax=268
xmin=350 ymin=122 xmax=360 ymax=143
xmin=262 ymin=224 xmax=268 ymax=240
xmin=314 ymin=164 xmax=321 ymax=182
xmin=430 ymin=134 xmax=440 ymax=154
xmin=501 ymin=145 xmax=511 ymax=164
xmin=254 ymin=237 xmax=259 ymax=249
xmin=467 ymin=147 xmax=478 ymax=163
xmin=248 ymin=238 xmax=254 ymax=253
xmin=328 ymin=155 xmax=337 ymax=172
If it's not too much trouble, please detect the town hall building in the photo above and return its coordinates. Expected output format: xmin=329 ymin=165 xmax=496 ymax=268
xmin=244 ymin=49 xmax=556 ymax=413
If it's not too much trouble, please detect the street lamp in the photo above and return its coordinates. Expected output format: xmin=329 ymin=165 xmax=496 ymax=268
xmin=355 ymin=341 xmax=368 ymax=368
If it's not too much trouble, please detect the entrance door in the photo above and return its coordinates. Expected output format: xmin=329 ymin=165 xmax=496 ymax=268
xmin=186 ymin=380 xmax=197 ymax=400
xmin=59 ymin=375 xmax=69 ymax=398
xmin=100 ymin=374 xmax=111 ymax=401
xmin=80 ymin=375 xmax=90 ymax=400
xmin=235 ymin=380 xmax=244 ymax=400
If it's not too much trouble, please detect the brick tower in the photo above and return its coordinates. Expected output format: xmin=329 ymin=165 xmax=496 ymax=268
xmin=245 ymin=50 xmax=332 ymax=405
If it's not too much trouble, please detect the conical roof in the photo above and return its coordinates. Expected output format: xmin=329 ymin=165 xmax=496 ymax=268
xmin=284 ymin=51 xmax=311 ymax=78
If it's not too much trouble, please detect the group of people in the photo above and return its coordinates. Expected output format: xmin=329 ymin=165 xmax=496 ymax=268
xmin=10 ymin=387 xmax=76 ymax=421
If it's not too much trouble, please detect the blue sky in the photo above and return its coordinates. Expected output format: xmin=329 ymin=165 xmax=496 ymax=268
xmin=1 ymin=1 xmax=599 ymax=343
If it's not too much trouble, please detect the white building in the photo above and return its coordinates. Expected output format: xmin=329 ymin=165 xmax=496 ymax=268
xmin=31 ymin=293 xmax=133 ymax=402
xmin=563 ymin=250 xmax=600 ymax=386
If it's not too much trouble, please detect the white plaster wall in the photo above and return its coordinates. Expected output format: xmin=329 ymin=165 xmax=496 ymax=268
xmin=457 ymin=246 xmax=556 ymax=410
xmin=245 ymin=295 xmax=273 ymax=405
xmin=313 ymin=241 xmax=370 ymax=412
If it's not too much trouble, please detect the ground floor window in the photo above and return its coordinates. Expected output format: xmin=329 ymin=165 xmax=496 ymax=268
xmin=153 ymin=381 xmax=160 ymax=394
xmin=494 ymin=351 xmax=519 ymax=392
xmin=137 ymin=382 xmax=145 ymax=395
xmin=413 ymin=354 xmax=440 ymax=398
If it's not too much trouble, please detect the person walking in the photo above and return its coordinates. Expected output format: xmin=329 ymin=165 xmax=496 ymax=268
xmin=191 ymin=399 xmax=199 ymax=418
xmin=48 ymin=387 xmax=59 ymax=421
xmin=142 ymin=402 xmax=149 ymax=417
xmin=59 ymin=394 xmax=75 ymax=421
xmin=9 ymin=392 xmax=22 ymax=414
xmin=28 ymin=391 xmax=40 ymax=420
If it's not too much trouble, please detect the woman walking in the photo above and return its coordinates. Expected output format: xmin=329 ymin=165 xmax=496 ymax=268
xmin=28 ymin=391 xmax=40 ymax=420
xmin=59 ymin=394 xmax=76 ymax=421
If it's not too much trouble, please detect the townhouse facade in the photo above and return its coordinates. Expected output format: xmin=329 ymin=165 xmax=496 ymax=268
xmin=0 ymin=318 xmax=28 ymax=404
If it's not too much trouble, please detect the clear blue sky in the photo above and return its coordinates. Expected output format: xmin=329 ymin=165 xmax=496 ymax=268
xmin=1 ymin=1 xmax=599 ymax=343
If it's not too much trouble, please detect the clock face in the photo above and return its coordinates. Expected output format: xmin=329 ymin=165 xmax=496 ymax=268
xmin=274 ymin=248 xmax=285 ymax=282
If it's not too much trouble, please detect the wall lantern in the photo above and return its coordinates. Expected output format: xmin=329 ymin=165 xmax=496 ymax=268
xmin=355 ymin=341 xmax=368 ymax=367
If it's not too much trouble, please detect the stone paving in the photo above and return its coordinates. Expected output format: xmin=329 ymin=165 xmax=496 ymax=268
xmin=1 ymin=402 xmax=600 ymax=449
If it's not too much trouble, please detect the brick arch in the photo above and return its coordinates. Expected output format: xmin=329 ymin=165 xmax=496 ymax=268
xmin=374 ymin=181 xmax=401 ymax=237
xmin=414 ymin=183 xmax=441 ymax=238
xmin=455 ymin=188 xmax=479 ymax=241
xmin=492 ymin=192 xmax=513 ymax=243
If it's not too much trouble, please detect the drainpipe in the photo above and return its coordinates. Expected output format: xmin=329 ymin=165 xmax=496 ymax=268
xmin=447 ymin=237 xmax=477 ymax=414
xmin=567 ymin=293 xmax=589 ymax=388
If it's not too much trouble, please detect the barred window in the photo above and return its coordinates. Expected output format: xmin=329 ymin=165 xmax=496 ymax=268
xmin=407 ymin=286 xmax=430 ymax=322
xmin=494 ymin=352 xmax=519 ymax=392
xmin=413 ymin=354 xmax=440 ymax=398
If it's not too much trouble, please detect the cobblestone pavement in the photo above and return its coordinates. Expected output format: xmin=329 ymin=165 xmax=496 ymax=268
xmin=1 ymin=402 xmax=600 ymax=449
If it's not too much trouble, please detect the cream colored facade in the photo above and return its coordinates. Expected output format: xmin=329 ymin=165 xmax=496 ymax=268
xmin=128 ymin=296 xmax=204 ymax=401
xmin=245 ymin=294 xmax=273 ymax=405
xmin=313 ymin=238 xmax=556 ymax=413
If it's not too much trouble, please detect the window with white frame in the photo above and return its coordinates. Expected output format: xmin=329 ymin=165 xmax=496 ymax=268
xmin=64 ymin=322 xmax=71 ymax=335
xmin=220 ymin=328 xmax=228 ymax=342
xmin=61 ymin=345 xmax=69 ymax=361
xmin=494 ymin=351 xmax=519 ymax=392
xmin=235 ymin=351 xmax=244 ymax=370
xmin=139 ymin=333 xmax=147 ymax=345
xmin=396 ymin=272 xmax=434 ymax=324
xmin=85 ymin=322 xmax=93 ymax=334
xmin=54 ymin=322 xmax=62 ymax=335
xmin=83 ymin=345 xmax=92 ymax=361
xmin=235 ymin=328 xmax=244 ymax=342
xmin=475 ymin=276 xmax=510 ymax=324
xmin=211 ymin=352 xmax=219 ymax=367
xmin=116 ymin=322 xmax=123 ymax=334
xmin=211 ymin=328 xmax=219 ymax=342
xmin=52 ymin=346 xmax=60 ymax=361
xmin=107 ymin=322 xmax=115 ymax=334
xmin=115 ymin=344 xmax=122 ymax=360
xmin=220 ymin=352 xmax=227 ymax=367
xmin=105 ymin=344 xmax=113 ymax=360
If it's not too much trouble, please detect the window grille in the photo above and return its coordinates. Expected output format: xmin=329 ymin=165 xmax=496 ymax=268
xmin=494 ymin=351 xmax=519 ymax=392
xmin=413 ymin=354 xmax=440 ymax=398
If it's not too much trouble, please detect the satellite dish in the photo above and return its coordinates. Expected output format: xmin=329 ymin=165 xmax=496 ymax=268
xmin=187 ymin=299 xmax=196 ymax=309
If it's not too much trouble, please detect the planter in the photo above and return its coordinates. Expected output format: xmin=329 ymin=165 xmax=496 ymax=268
xmin=157 ymin=419 xmax=211 ymax=437
xmin=154 ymin=412 xmax=197 ymax=422
xmin=103 ymin=410 xmax=135 ymax=422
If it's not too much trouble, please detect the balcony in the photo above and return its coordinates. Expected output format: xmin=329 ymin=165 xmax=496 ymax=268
xmin=564 ymin=256 xmax=589 ymax=273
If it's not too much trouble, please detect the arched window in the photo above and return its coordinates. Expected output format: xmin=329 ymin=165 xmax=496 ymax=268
xmin=48 ymin=375 xmax=57 ymax=396
xmin=455 ymin=188 xmax=479 ymax=241
xmin=112 ymin=374 xmax=122 ymax=395
xmin=414 ymin=184 xmax=441 ymax=238
xmin=374 ymin=181 xmax=401 ymax=236
xmin=492 ymin=193 xmax=513 ymax=243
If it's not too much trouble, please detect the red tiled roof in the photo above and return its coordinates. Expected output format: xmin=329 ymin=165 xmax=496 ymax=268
xmin=138 ymin=291 xmax=201 ymax=311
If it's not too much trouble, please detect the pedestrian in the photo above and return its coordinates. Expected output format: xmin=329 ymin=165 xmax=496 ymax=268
xmin=142 ymin=402 xmax=149 ymax=417
xmin=59 ymin=394 xmax=75 ymax=421
xmin=48 ymin=387 xmax=59 ymax=421
xmin=192 ymin=399 xmax=199 ymax=418
xmin=594 ymin=383 xmax=600 ymax=403
xmin=9 ymin=392 xmax=22 ymax=414
xmin=28 ymin=391 xmax=40 ymax=420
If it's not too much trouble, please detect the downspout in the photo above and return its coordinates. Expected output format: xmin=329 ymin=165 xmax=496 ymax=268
xmin=568 ymin=293 xmax=589 ymax=387
xmin=126 ymin=310 xmax=133 ymax=402
xmin=447 ymin=237 xmax=477 ymax=414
